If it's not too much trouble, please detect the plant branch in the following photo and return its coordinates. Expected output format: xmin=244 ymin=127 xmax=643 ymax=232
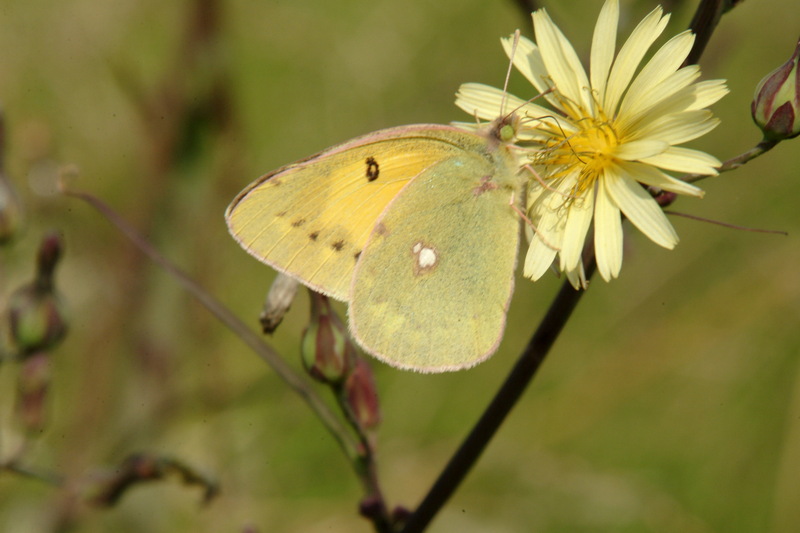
xmin=400 ymin=255 xmax=596 ymax=533
xmin=684 ymin=0 xmax=744 ymax=67
xmin=2 ymin=459 xmax=64 ymax=487
xmin=61 ymin=186 xmax=362 ymax=463
xmin=333 ymin=382 xmax=392 ymax=532
xmin=684 ymin=138 xmax=781 ymax=184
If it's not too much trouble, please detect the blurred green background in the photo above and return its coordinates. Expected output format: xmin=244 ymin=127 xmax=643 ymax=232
xmin=1 ymin=0 xmax=798 ymax=531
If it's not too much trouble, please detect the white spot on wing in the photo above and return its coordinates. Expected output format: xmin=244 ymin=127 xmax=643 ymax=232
xmin=411 ymin=241 xmax=439 ymax=275
xmin=418 ymin=247 xmax=437 ymax=268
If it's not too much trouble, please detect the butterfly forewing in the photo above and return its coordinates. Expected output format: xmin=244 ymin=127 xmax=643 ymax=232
xmin=225 ymin=126 xmax=478 ymax=300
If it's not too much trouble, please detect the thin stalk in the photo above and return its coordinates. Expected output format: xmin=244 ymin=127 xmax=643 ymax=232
xmin=400 ymin=256 xmax=596 ymax=533
xmin=62 ymin=187 xmax=362 ymax=463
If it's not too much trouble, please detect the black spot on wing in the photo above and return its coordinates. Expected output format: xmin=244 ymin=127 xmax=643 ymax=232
xmin=308 ymin=231 xmax=320 ymax=241
xmin=331 ymin=240 xmax=345 ymax=251
xmin=365 ymin=157 xmax=379 ymax=182
xmin=291 ymin=218 xmax=306 ymax=227
xmin=353 ymin=251 xmax=361 ymax=262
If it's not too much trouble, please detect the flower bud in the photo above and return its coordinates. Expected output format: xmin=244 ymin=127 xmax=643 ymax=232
xmin=343 ymin=357 xmax=381 ymax=430
xmin=260 ymin=274 xmax=299 ymax=334
xmin=300 ymin=291 xmax=355 ymax=384
xmin=7 ymin=232 xmax=68 ymax=356
xmin=752 ymin=37 xmax=800 ymax=140
xmin=16 ymin=352 xmax=51 ymax=433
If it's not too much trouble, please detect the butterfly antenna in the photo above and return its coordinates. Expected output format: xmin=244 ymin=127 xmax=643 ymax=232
xmin=499 ymin=32 xmax=554 ymax=119
xmin=500 ymin=30 xmax=521 ymax=118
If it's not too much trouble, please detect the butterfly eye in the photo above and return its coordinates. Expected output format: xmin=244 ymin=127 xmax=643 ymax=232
xmin=499 ymin=124 xmax=516 ymax=143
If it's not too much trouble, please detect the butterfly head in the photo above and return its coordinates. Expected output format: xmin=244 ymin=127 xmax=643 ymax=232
xmin=487 ymin=112 xmax=521 ymax=146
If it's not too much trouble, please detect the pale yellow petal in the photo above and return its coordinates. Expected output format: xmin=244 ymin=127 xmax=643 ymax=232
xmin=619 ymin=161 xmax=704 ymax=197
xmin=565 ymin=262 xmax=588 ymax=289
xmin=607 ymin=169 xmax=678 ymax=248
xmin=594 ymin=181 xmax=623 ymax=280
xmin=613 ymin=139 xmax=669 ymax=160
xmin=524 ymin=235 xmax=559 ymax=280
xmin=685 ymin=79 xmax=730 ymax=111
xmin=533 ymin=8 xmax=591 ymax=113
xmin=630 ymin=110 xmax=719 ymax=144
xmin=590 ymin=0 xmax=619 ymax=101
xmin=560 ymin=187 xmax=595 ymax=271
xmin=524 ymin=191 xmax=565 ymax=279
xmin=620 ymin=67 xmax=701 ymax=130
xmin=604 ymin=7 xmax=669 ymax=114
xmin=455 ymin=83 xmax=510 ymax=120
xmin=639 ymin=146 xmax=721 ymax=175
xmin=618 ymin=70 xmax=703 ymax=134
xmin=625 ymin=73 xmax=727 ymax=129
xmin=455 ymin=83 xmax=556 ymax=125
xmin=619 ymin=31 xmax=695 ymax=118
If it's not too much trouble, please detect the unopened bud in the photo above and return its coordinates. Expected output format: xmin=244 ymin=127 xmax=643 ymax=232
xmin=260 ymin=274 xmax=299 ymax=334
xmin=300 ymin=291 xmax=355 ymax=384
xmin=343 ymin=357 xmax=381 ymax=430
xmin=752 ymin=37 xmax=800 ymax=141
xmin=8 ymin=232 xmax=68 ymax=356
xmin=16 ymin=352 xmax=51 ymax=432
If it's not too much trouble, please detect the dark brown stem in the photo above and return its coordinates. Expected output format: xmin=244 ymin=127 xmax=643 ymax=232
xmin=511 ymin=0 xmax=540 ymax=21
xmin=399 ymin=256 xmax=596 ymax=533
xmin=685 ymin=0 xmax=723 ymax=66
xmin=685 ymin=0 xmax=745 ymax=67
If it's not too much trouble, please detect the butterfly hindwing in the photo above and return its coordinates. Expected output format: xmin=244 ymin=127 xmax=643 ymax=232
xmin=225 ymin=126 xmax=482 ymax=300
xmin=349 ymin=145 xmax=522 ymax=371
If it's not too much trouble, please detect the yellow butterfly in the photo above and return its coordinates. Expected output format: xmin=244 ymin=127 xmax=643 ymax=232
xmin=225 ymin=115 xmax=528 ymax=372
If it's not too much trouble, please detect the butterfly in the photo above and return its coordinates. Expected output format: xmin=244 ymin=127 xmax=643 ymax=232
xmin=225 ymin=114 xmax=531 ymax=372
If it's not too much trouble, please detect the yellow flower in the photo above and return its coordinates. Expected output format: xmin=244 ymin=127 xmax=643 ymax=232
xmin=455 ymin=0 xmax=728 ymax=286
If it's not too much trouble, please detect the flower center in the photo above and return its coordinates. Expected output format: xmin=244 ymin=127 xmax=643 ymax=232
xmin=533 ymin=110 xmax=619 ymax=196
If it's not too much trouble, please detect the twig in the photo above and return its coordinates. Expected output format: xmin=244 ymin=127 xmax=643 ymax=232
xmin=400 ymin=256 xmax=596 ymax=533
xmin=61 ymin=187 xmax=362 ymax=463
xmin=2 ymin=460 xmax=64 ymax=487
xmin=684 ymin=138 xmax=781 ymax=184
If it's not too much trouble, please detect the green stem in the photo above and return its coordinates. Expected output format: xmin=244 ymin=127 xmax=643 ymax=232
xmin=685 ymin=138 xmax=781 ymax=184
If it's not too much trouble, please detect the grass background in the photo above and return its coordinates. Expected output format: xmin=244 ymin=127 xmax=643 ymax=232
xmin=1 ymin=0 xmax=798 ymax=531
